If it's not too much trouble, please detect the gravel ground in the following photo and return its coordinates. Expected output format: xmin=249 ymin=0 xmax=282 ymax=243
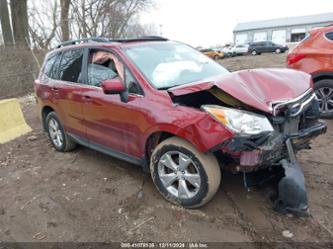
xmin=0 ymin=53 xmax=332 ymax=246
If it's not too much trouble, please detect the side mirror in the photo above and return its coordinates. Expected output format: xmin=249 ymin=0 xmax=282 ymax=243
xmin=101 ymin=78 xmax=126 ymax=95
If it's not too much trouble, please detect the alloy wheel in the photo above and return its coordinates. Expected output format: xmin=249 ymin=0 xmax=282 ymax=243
xmin=315 ymin=87 xmax=333 ymax=114
xmin=48 ymin=118 xmax=64 ymax=148
xmin=157 ymin=151 xmax=201 ymax=199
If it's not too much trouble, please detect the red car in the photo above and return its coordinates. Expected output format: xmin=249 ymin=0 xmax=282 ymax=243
xmin=287 ymin=25 xmax=333 ymax=118
xmin=35 ymin=37 xmax=326 ymax=215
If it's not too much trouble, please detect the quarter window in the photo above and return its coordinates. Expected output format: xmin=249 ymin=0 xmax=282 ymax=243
xmin=42 ymin=53 xmax=62 ymax=80
xmin=59 ymin=49 xmax=84 ymax=83
xmin=43 ymin=54 xmax=57 ymax=78
xmin=325 ymin=32 xmax=333 ymax=41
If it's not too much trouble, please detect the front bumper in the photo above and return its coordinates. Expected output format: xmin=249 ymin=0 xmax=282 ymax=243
xmin=222 ymin=121 xmax=327 ymax=171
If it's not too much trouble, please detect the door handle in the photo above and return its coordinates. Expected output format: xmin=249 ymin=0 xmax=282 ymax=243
xmin=82 ymin=95 xmax=92 ymax=103
xmin=51 ymin=87 xmax=59 ymax=96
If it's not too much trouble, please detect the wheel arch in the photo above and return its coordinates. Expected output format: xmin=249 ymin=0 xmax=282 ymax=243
xmin=143 ymin=125 xmax=204 ymax=167
xmin=41 ymin=106 xmax=55 ymax=131
xmin=312 ymin=72 xmax=333 ymax=83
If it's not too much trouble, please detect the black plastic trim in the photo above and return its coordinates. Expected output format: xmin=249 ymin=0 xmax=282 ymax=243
xmin=68 ymin=133 xmax=144 ymax=166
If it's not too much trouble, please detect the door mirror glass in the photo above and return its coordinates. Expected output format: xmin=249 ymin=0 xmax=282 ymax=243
xmin=101 ymin=78 xmax=126 ymax=94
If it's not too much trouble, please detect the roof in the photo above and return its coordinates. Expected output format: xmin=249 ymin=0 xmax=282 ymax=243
xmin=234 ymin=12 xmax=333 ymax=32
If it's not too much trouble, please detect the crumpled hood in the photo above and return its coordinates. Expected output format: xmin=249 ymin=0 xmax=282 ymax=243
xmin=168 ymin=68 xmax=312 ymax=114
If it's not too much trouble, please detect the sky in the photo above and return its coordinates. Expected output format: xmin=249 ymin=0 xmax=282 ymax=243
xmin=141 ymin=0 xmax=333 ymax=48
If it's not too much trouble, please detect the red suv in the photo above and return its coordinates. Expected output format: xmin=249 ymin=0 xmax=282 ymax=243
xmin=35 ymin=37 xmax=326 ymax=215
xmin=287 ymin=25 xmax=333 ymax=118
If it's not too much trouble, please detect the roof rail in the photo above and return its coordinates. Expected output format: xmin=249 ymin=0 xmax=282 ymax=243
xmin=56 ymin=37 xmax=110 ymax=48
xmin=111 ymin=36 xmax=169 ymax=43
xmin=55 ymin=36 xmax=169 ymax=49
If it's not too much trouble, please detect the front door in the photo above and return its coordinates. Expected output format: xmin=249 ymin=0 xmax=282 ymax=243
xmin=80 ymin=48 xmax=146 ymax=159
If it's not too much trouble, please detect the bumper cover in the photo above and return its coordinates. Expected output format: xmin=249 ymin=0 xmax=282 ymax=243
xmin=225 ymin=122 xmax=327 ymax=170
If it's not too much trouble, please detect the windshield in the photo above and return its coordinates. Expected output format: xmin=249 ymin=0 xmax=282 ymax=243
xmin=123 ymin=42 xmax=229 ymax=89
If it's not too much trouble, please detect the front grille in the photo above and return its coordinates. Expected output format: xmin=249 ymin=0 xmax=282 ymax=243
xmin=269 ymin=89 xmax=320 ymax=136
xmin=272 ymin=89 xmax=315 ymax=117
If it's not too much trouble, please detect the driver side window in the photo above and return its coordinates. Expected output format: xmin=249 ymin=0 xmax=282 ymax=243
xmin=88 ymin=50 xmax=124 ymax=87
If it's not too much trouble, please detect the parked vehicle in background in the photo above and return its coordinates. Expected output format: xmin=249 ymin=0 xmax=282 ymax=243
xmin=34 ymin=36 xmax=326 ymax=214
xmin=221 ymin=46 xmax=234 ymax=57
xmin=249 ymin=41 xmax=288 ymax=55
xmin=200 ymin=48 xmax=224 ymax=60
xmin=231 ymin=44 xmax=249 ymax=55
xmin=287 ymin=25 xmax=333 ymax=118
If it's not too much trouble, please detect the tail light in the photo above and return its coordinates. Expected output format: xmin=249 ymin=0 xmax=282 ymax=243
xmin=287 ymin=53 xmax=306 ymax=65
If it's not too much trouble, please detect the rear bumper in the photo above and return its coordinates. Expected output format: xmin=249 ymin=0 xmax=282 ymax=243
xmin=222 ymin=122 xmax=327 ymax=171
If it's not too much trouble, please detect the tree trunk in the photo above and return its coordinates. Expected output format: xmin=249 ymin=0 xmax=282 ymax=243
xmin=60 ymin=0 xmax=70 ymax=41
xmin=10 ymin=0 xmax=29 ymax=47
xmin=0 ymin=0 xmax=14 ymax=46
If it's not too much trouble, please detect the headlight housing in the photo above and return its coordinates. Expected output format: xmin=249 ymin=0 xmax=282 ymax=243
xmin=202 ymin=105 xmax=274 ymax=136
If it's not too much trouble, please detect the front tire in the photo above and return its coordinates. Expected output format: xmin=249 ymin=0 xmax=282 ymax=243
xmin=275 ymin=48 xmax=281 ymax=54
xmin=46 ymin=112 xmax=77 ymax=152
xmin=314 ymin=79 xmax=333 ymax=119
xmin=251 ymin=50 xmax=257 ymax=56
xmin=150 ymin=137 xmax=221 ymax=208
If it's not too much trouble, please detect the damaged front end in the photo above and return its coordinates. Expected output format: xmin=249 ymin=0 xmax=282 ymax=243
xmin=170 ymin=79 xmax=327 ymax=217
xmin=218 ymin=90 xmax=326 ymax=216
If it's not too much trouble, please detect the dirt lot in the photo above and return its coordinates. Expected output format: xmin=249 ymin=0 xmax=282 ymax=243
xmin=0 ymin=53 xmax=333 ymax=245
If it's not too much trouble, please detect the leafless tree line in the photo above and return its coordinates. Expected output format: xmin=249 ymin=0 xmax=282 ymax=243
xmin=0 ymin=0 xmax=157 ymax=49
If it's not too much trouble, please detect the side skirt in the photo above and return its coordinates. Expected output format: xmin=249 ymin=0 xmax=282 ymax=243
xmin=68 ymin=133 xmax=144 ymax=166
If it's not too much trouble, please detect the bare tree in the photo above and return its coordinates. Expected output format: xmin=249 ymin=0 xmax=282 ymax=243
xmin=10 ymin=0 xmax=29 ymax=47
xmin=60 ymin=0 xmax=70 ymax=41
xmin=69 ymin=0 xmax=154 ymax=39
xmin=124 ymin=21 xmax=159 ymax=38
xmin=26 ymin=0 xmax=155 ymax=49
xmin=28 ymin=1 xmax=60 ymax=49
xmin=0 ymin=0 xmax=14 ymax=46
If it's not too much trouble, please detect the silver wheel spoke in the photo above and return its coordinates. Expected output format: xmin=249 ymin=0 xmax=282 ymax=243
xmin=184 ymin=173 xmax=201 ymax=188
xmin=49 ymin=121 xmax=57 ymax=131
xmin=178 ymin=153 xmax=191 ymax=171
xmin=160 ymin=154 xmax=178 ymax=172
xmin=158 ymin=150 xmax=201 ymax=200
xmin=49 ymin=118 xmax=63 ymax=148
xmin=178 ymin=179 xmax=190 ymax=198
xmin=328 ymin=99 xmax=333 ymax=106
xmin=326 ymin=88 xmax=333 ymax=98
xmin=160 ymin=173 xmax=177 ymax=187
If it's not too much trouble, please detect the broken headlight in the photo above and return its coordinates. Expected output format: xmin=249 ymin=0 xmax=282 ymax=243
xmin=202 ymin=105 xmax=274 ymax=136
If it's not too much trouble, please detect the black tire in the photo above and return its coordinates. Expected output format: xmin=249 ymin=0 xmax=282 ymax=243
xmin=251 ymin=50 xmax=257 ymax=56
xmin=45 ymin=112 xmax=77 ymax=152
xmin=275 ymin=48 xmax=281 ymax=54
xmin=213 ymin=55 xmax=219 ymax=61
xmin=314 ymin=79 xmax=333 ymax=119
xmin=150 ymin=137 xmax=221 ymax=208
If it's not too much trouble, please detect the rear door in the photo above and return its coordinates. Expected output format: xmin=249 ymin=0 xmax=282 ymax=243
xmin=50 ymin=48 xmax=86 ymax=137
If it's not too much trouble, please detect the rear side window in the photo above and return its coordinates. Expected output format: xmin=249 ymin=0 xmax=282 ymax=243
xmin=43 ymin=55 xmax=57 ymax=78
xmin=59 ymin=49 xmax=84 ymax=83
xmin=42 ymin=53 xmax=62 ymax=80
xmin=325 ymin=32 xmax=333 ymax=41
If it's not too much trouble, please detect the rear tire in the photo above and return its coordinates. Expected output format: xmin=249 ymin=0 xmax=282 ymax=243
xmin=46 ymin=112 xmax=77 ymax=152
xmin=314 ymin=79 xmax=333 ymax=119
xmin=150 ymin=137 xmax=221 ymax=208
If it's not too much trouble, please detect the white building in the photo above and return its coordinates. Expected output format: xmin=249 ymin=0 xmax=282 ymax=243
xmin=233 ymin=12 xmax=333 ymax=45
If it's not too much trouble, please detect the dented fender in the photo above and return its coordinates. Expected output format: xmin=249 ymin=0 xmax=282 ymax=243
xmin=143 ymin=110 xmax=234 ymax=153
